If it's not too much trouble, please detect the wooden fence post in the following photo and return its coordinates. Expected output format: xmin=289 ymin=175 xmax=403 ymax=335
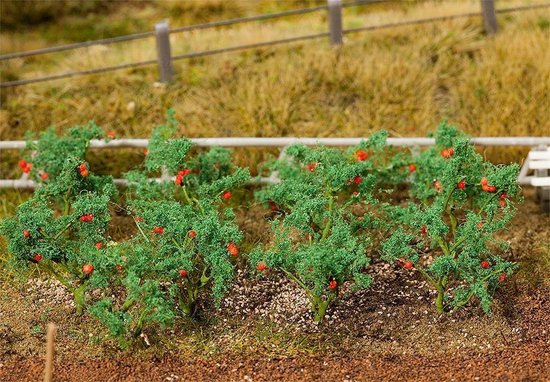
xmin=480 ymin=0 xmax=498 ymax=35
xmin=327 ymin=0 xmax=343 ymax=46
xmin=155 ymin=20 xmax=173 ymax=83
xmin=43 ymin=323 xmax=56 ymax=382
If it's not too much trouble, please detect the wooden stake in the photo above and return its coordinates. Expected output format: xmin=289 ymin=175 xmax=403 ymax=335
xmin=44 ymin=323 xmax=57 ymax=382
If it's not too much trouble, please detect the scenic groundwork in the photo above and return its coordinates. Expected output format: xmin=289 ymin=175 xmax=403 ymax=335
xmin=1 ymin=118 xmax=523 ymax=337
xmin=0 ymin=117 xmax=549 ymax=381
xmin=1 ymin=1 xmax=549 ymax=381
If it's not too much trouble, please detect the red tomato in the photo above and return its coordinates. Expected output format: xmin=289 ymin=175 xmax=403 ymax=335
xmin=179 ymin=269 xmax=188 ymax=278
xmin=403 ymin=261 xmax=414 ymax=269
xmin=40 ymin=172 xmax=49 ymax=181
xmin=188 ymin=230 xmax=197 ymax=238
xmin=353 ymin=176 xmax=362 ymax=184
xmin=19 ymin=160 xmax=32 ymax=173
xmin=440 ymin=148 xmax=454 ymax=158
xmin=82 ymin=264 xmax=94 ymax=274
xmin=227 ymin=242 xmax=239 ymax=256
xmin=107 ymin=131 xmax=116 ymax=139
xmin=80 ymin=214 xmax=94 ymax=222
xmin=408 ymin=163 xmax=417 ymax=173
xmin=420 ymin=225 xmax=427 ymax=236
xmin=498 ymin=273 xmax=506 ymax=283
xmin=306 ymin=162 xmax=317 ymax=171
xmin=354 ymin=150 xmax=368 ymax=161
xmin=328 ymin=279 xmax=338 ymax=289
xmin=257 ymin=261 xmax=267 ymax=272
xmin=153 ymin=227 xmax=165 ymax=235
xmin=457 ymin=180 xmax=466 ymax=190
xmin=95 ymin=242 xmax=103 ymax=250
xmin=23 ymin=229 xmax=31 ymax=238
xmin=481 ymin=260 xmax=490 ymax=269
xmin=268 ymin=201 xmax=278 ymax=211
xmin=222 ymin=191 xmax=232 ymax=200
xmin=33 ymin=254 xmax=43 ymax=262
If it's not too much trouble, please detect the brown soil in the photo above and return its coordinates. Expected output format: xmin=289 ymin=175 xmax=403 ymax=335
xmin=0 ymin=189 xmax=549 ymax=381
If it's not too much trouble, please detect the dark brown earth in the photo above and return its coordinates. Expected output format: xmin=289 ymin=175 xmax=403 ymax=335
xmin=0 ymin=189 xmax=548 ymax=382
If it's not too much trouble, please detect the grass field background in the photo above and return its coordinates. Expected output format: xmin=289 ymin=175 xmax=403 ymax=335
xmin=1 ymin=0 xmax=549 ymax=175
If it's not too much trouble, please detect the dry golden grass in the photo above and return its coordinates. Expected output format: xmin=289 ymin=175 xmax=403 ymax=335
xmin=0 ymin=0 xmax=549 ymax=170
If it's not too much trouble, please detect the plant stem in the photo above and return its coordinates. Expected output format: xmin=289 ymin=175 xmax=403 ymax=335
xmin=313 ymin=298 xmax=330 ymax=323
xmin=53 ymin=220 xmax=74 ymax=240
xmin=134 ymin=218 xmax=150 ymax=243
xmin=121 ymin=297 xmax=136 ymax=312
xmin=435 ymin=278 xmax=445 ymax=314
xmin=321 ymin=192 xmax=334 ymax=241
xmin=416 ymin=267 xmax=437 ymax=289
xmin=437 ymin=238 xmax=450 ymax=256
xmin=73 ymin=284 xmax=86 ymax=316
xmin=281 ymin=268 xmax=314 ymax=300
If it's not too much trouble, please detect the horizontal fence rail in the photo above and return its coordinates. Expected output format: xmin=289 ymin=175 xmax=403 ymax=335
xmin=1 ymin=136 xmax=549 ymax=189
xmin=2 ymin=136 xmax=550 ymax=150
xmin=1 ymin=2 xmax=549 ymax=88
xmin=0 ymin=0 xmax=385 ymax=61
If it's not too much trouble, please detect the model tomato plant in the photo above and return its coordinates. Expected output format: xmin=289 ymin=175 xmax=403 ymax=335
xmin=382 ymin=122 xmax=520 ymax=313
xmin=89 ymin=112 xmax=250 ymax=344
xmin=2 ymin=125 xmax=117 ymax=315
xmin=20 ymin=123 xmax=105 ymax=184
xmin=1 ymin=172 xmax=114 ymax=315
xmin=250 ymin=134 xmax=401 ymax=322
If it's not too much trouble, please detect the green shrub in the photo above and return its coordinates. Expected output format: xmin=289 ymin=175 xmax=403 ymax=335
xmin=1 ymin=125 xmax=115 ymax=314
xmin=89 ymin=111 xmax=250 ymax=344
xmin=382 ymin=122 xmax=520 ymax=313
xmin=249 ymin=132 xmax=403 ymax=323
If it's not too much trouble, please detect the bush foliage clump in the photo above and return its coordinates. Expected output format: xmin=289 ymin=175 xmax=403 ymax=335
xmin=0 ymin=117 xmax=522 ymax=346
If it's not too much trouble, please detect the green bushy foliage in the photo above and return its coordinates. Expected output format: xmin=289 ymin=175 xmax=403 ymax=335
xmin=249 ymin=132 xmax=403 ymax=322
xmin=0 ymin=116 xmax=523 ymax=347
xmin=382 ymin=122 xmax=521 ymax=313
xmin=89 ymin=111 xmax=250 ymax=343
xmin=22 ymin=123 xmax=105 ymax=183
xmin=1 ymin=125 xmax=115 ymax=314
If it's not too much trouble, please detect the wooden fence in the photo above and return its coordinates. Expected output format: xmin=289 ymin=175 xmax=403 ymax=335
xmin=1 ymin=0 xmax=549 ymax=87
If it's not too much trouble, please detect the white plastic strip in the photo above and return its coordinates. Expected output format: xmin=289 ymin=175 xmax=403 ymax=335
xmin=531 ymin=178 xmax=550 ymax=187
xmin=0 ymin=176 xmax=276 ymax=189
xmin=529 ymin=160 xmax=550 ymax=170
xmin=2 ymin=136 xmax=549 ymax=189
xmin=2 ymin=136 xmax=550 ymax=150
xmin=528 ymin=151 xmax=550 ymax=160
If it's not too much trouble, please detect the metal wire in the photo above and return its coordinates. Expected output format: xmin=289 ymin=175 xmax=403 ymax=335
xmin=0 ymin=1 xmax=396 ymax=61
xmin=0 ymin=3 xmax=330 ymax=61
xmin=0 ymin=59 xmax=157 ymax=87
xmin=344 ymin=3 xmax=550 ymax=34
xmin=1 ymin=3 xmax=548 ymax=88
xmin=0 ymin=31 xmax=156 ymax=61
xmin=172 ymin=32 xmax=329 ymax=61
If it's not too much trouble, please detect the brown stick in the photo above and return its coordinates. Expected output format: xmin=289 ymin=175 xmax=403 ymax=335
xmin=44 ymin=323 xmax=57 ymax=382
